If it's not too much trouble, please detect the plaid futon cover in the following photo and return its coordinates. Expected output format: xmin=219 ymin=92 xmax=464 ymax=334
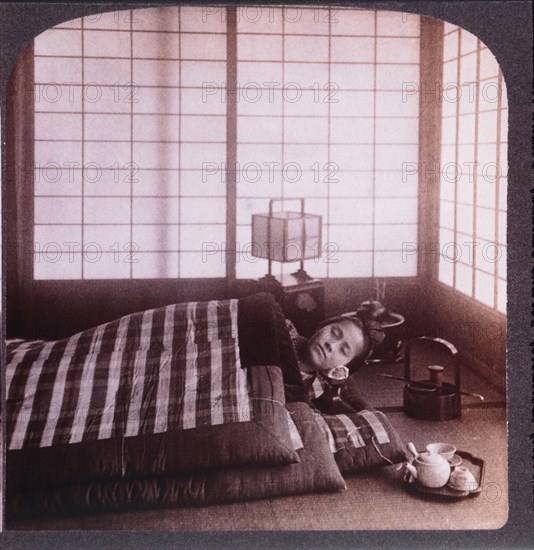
xmin=314 ymin=409 xmax=392 ymax=453
xmin=6 ymin=299 xmax=251 ymax=450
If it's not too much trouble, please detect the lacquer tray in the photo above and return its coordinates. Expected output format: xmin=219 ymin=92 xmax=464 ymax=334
xmin=405 ymin=450 xmax=485 ymax=499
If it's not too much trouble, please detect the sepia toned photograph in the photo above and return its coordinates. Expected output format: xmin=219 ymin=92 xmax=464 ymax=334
xmin=0 ymin=2 xmax=529 ymax=544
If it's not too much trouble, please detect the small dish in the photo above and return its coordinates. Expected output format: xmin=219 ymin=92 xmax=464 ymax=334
xmin=448 ymin=454 xmax=463 ymax=467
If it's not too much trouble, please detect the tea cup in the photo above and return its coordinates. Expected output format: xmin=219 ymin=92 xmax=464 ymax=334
xmin=426 ymin=442 xmax=457 ymax=462
xmin=447 ymin=466 xmax=478 ymax=491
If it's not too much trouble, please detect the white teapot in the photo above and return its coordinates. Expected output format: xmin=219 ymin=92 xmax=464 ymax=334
xmin=405 ymin=451 xmax=451 ymax=488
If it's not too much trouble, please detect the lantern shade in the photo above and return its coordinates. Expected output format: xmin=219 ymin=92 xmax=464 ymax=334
xmin=251 ymin=210 xmax=322 ymax=262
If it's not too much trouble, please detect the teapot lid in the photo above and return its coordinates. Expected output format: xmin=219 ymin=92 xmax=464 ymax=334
xmin=417 ymin=452 xmax=448 ymax=465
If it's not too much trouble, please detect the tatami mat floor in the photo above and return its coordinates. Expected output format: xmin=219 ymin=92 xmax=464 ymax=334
xmin=9 ymin=402 xmax=507 ymax=530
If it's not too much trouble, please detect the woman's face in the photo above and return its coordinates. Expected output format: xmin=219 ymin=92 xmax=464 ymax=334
xmin=306 ymin=319 xmax=365 ymax=373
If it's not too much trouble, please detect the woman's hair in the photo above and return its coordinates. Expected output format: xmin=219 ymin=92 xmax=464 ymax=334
xmin=315 ymin=313 xmax=386 ymax=372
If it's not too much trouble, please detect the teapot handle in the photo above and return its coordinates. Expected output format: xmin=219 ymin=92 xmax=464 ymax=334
xmin=407 ymin=441 xmax=419 ymax=460
xmin=405 ymin=463 xmax=418 ymax=480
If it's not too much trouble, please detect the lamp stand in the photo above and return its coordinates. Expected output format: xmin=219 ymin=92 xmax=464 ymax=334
xmin=258 ymin=273 xmax=281 ymax=286
xmin=290 ymin=262 xmax=313 ymax=283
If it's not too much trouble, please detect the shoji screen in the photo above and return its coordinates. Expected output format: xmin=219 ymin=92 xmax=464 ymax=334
xmin=33 ymin=7 xmax=227 ymax=279
xmin=235 ymin=7 xmax=420 ymax=279
xmin=439 ymin=23 xmax=507 ymax=312
xmin=33 ymin=6 xmax=421 ymax=282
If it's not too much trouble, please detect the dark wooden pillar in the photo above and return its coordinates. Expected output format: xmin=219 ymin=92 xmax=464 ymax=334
xmin=5 ymin=42 xmax=35 ymax=336
xmin=417 ymin=17 xmax=444 ymax=282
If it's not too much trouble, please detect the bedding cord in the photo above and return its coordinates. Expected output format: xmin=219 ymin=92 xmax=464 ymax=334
xmin=371 ymin=436 xmax=394 ymax=465
xmin=251 ymin=397 xmax=286 ymax=408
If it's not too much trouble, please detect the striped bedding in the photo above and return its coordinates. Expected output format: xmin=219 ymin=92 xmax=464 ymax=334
xmin=314 ymin=409 xmax=392 ymax=454
xmin=6 ymin=299 xmax=250 ymax=450
xmin=4 ymin=292 xmax=409 ymax=520
xmin=314 ymin=409 xmax=407 ymax=473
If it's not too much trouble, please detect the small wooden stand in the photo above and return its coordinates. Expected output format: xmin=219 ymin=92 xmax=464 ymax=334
xmin=259 ymin=273 xmax=324 ymax=338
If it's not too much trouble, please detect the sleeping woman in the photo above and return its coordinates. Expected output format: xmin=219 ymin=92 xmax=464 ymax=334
xmin=286 ymin=314 xmax=385 ymax=408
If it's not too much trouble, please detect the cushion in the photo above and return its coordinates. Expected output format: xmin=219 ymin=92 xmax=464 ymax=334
xmin=7 ymin=365 xmax=300 ymax=491
xmin=6 ymin=401 xmax=347 ymax=519
xmin=314 ymin=408 xmax=408 ymax=474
